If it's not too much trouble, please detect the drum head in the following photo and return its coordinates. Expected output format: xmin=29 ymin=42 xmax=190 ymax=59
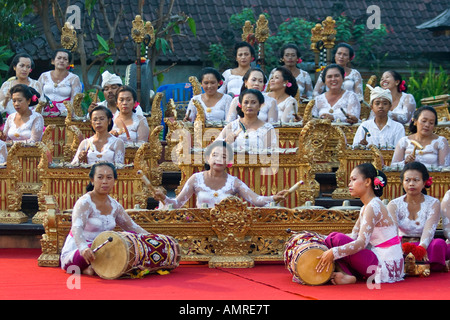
xmin=296 ymin=248 xmax=334 ymax=286
xmin=91 ymin=231 xmax=130 ymax=280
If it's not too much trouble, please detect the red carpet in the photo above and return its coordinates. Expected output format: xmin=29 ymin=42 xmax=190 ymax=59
xmin=1 ymin=249 xmax=449 ymax=301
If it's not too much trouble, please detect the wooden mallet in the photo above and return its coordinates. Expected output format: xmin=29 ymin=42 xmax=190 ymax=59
xmin=411 ymin=140 xmax=424 ymax=156
xmin=137 ymin=170 xmax=165 ymax=204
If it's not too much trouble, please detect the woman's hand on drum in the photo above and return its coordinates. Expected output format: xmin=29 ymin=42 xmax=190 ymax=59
xmin=316 ymin=249 xmax=334 ymax=273
xmin=81 ymin=247 xmax=95 ymax=265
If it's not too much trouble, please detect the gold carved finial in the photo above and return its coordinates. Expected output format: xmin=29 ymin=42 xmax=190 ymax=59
xmin=255 ymin=14 xmax=270 ymax=43
xmin=61 ymin=21 xmax=78 ymax=51
xmin=242 ymin=20 xmax=254 ymax=42
xmin=321 ymin=16 xmax=336 ymax=49
xmin=310 ymin=23 xmax=323 ymax=52
xmin=131 ymin=15 xmax=146 ymax=43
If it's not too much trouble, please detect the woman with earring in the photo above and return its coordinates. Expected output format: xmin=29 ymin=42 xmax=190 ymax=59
xmin=152 ymin=140 xmax=288 ymax=209
xmin=311 ymin=64 xmax=360 ymax=124
xmin=184 ymin=67 xmax=232 ymax=122
xmin=267 ymin=67 xmax=299 ymax=123
xmin=267 ymin=44 xmax=313 ymax=100
xmin=217 ymin=89 xmax=278 ymax=151
xmin=71 ymin=105 xmax=125 ymax=165
xmin=0 ymin=84 xmax=44 ymax=143
xmin=226 ymin=68 xmax=278 ymax=123
xmin=0 ymin=53 xmax=42 ymax=115
xmin=388 ymin=162 xmax=448 ymax=271
xmin=316 ymin=163 xmax=404 ymax=285
xmin=373 ymin=70 xmax=416 ymax=124
xmin=313 ymin=43 xmax=363 ymax=102
xmin=391 ymin=106 xmax=450 ymax=169
xmin=110 ymin=85 xmax=149 ymax=144
xmin=218 ymin=42 xmax=255 ymax=97
xmin=38 ymin=49 xmax=82 ymax=115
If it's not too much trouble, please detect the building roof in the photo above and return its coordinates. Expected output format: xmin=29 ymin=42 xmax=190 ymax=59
xmin=14 ymin=0 xmax=450 ymax=64
xmin=416 ymin=8 xmax=450 ymax=30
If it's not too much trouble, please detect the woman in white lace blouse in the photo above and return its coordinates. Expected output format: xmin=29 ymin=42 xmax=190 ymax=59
xmin=37 ymin=49 xmax=82 ymax=115
xmin=153 ymin=140 xmax=288 ymax=209
xmin=226 ymin=68 xmax=278 ymax=123
xmin=316 ymin=163 xmax=404 ymax=284
xmin=313 ymin=43 xmax=363 ymax=101
xmin=373 ymin=70 xmax=416 ymax=124
xmin=71 ymin=106 xmax=125 ymax=165
xmin=0 ymin=84 xmax=44 ymax=143
xmin=110 ymin=85 xmax=149 ymax=144
xmin=312 ymin=64 xmax=360 ymax=124
xmin=388 ymin=162 xmax=448 ymax=271
xmin=60 ymin=162 xmax=149 ymax=275
xmin=391 ymin=106 xmax=450 ymax=169
xmin=267 ymin=44 xmax=313 ymax=100
xmin=218 ymin=42 xmax=255 ymax=97
xmin=0 ymin=53 xmax=42 ymax=115
xmin=184 ymin=67 xmax=232 ymax=122
xmin=267 ymin=67 xmax=299 ymax=122
xmin=217 ymin=89 xmax=278 ymax=151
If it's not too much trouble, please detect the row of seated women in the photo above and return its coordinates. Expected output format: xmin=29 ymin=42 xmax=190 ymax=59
xmin=61 ymin=140 xmax=450 ymax=284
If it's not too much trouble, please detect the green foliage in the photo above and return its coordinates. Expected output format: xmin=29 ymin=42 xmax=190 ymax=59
xmin=207 ymin=44 xmax=230 ymax=70
xmin=0 ymin=45 xmax=14 ymax=83
xmin=92 ymin=34 xmax=114 ymax=75
xmin=408 ymin=63 xmax=450 ymax=107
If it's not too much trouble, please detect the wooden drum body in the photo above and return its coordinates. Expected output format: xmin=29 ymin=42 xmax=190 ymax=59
xmin=284 ymin=231 xmax=334 ymax=285
xmin=91 ymin=231 xmax=180 ymax=280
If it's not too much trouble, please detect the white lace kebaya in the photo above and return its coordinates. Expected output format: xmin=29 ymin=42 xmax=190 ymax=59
xmin=71 ymin=134 xmax=125 ymax=165
xmin=313 ymin=68 xmax=364 ymax=102
xmin=159 ymin=172 xmax=274 ymax=209
xmin=60 ymin=193 xmax=148 ymax=270
xmin=332 ymin=197 xmax=404 ymax=283
xmin=388 ymin=194 xmax=441 ymax=249
xmin=312 ymin=90 xmax=361 ymax=123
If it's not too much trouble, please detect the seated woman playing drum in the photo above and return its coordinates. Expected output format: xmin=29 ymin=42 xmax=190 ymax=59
xmin=60 ymin=162 xmax=150 ymax=275
xmin=316 ymin=163 xmax=404 ymax=284
xmin=388 ymin=162 xmax=448 ymax=272
xmin=71 ymin=105 xmax=125 ymax=165
xmin=153 ymin=140 xmax=288 ymax=209
xmin=391 ymin=106 xmax=450 ymax=169
xmin=217 ymin=89 xmax=278 ymax=151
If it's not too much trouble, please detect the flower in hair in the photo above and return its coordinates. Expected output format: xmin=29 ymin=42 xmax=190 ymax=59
xmin=219 ymin=80 xmax=223 ymax=86
xmin=31 ymin=95 xmax=38 ymax=102
xmin=373 ymin=176 xmax=385 ymax=190
xmin=66 ymin=64 xmax=74 ymax=71
xmin=297 ymin=58 xmax=302 ymax=64
xmin=226 ymin=163 xmax=233 ymax=168
xmin=286 ymin=82 xmax=292 ymax=88
xmin=399 ymin=80 xmax=406 ymax=92
xmin=425 ymin=176 xmax=433 ymax=188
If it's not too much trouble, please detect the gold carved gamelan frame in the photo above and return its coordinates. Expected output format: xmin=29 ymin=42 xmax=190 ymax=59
xmin=38 ymin=195 xmax=359 ymax=268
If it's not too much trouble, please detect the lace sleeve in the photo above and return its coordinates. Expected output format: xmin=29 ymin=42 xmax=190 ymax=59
xmin=391 ymin=137 xmax=408 ymax=166
xmin=0 ymin=141 xmax=7 ymax=163
xmin=352 ymin=70 xmax=364 ymax=102
xmin=136 ymin=116 xmax=150 ymax=143
xmin=0 ymin=81 xmax=10 ymax=111
xmin=332 ymin=203 xmax=379 ymax=260
xmin=29 ymin=114 xmax=44 ymax=142
xmin=185 ymin=97 xmax=197 ymax=122
xmin=441 ymin=191 xmax=450 ymax=240
xmin=70 ymin=196 xmax=94 ymax=252
xmin=266 ymin=97 xmax=278 ymax=123
xmin=313 ymin=72 xmax=325 ymax=98
xmin=2 ymin=115 xmax=11 ymax=140
xmin=280 ymin=97 xmax=298 ymax=122
xmin=302 ymin=72 xmax=314 ymax=99
xmin=264 ymin=125 xmax=278 ymax=149
xmin=71 ymin=139 xmax=88 ymax=165
xmin=115 ymin=202 xmax=148 ymax=234
xmin=419 ymin=198 xmax=441 ymax=248
xmin=69 ymin=74 xmax=83 ymax=101
xmin=160 ymin=174 xmax=197 ymax=209
xmin=234 ymin=177 xmax=273 ymax=207
xmin=390 ymin=94 xmax=416 ymax=124
xmin=217 ymin=70 xmax=231 ymax=94
xmin=225 ymin=98 xmax=239 ymax=122
xmin=113 ymin=138 xmax=125 ymax=164
xmin=436 ymin=136 xmax=450 ymax=167
xmin=346 ymin=92 xmax=361 ymax=120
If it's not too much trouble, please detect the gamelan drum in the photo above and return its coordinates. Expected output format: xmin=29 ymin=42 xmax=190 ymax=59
xmin=91 ymin=231 xmax=181 ymax=280
xmin=284 ymin=231 xmax=334 ymax=285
